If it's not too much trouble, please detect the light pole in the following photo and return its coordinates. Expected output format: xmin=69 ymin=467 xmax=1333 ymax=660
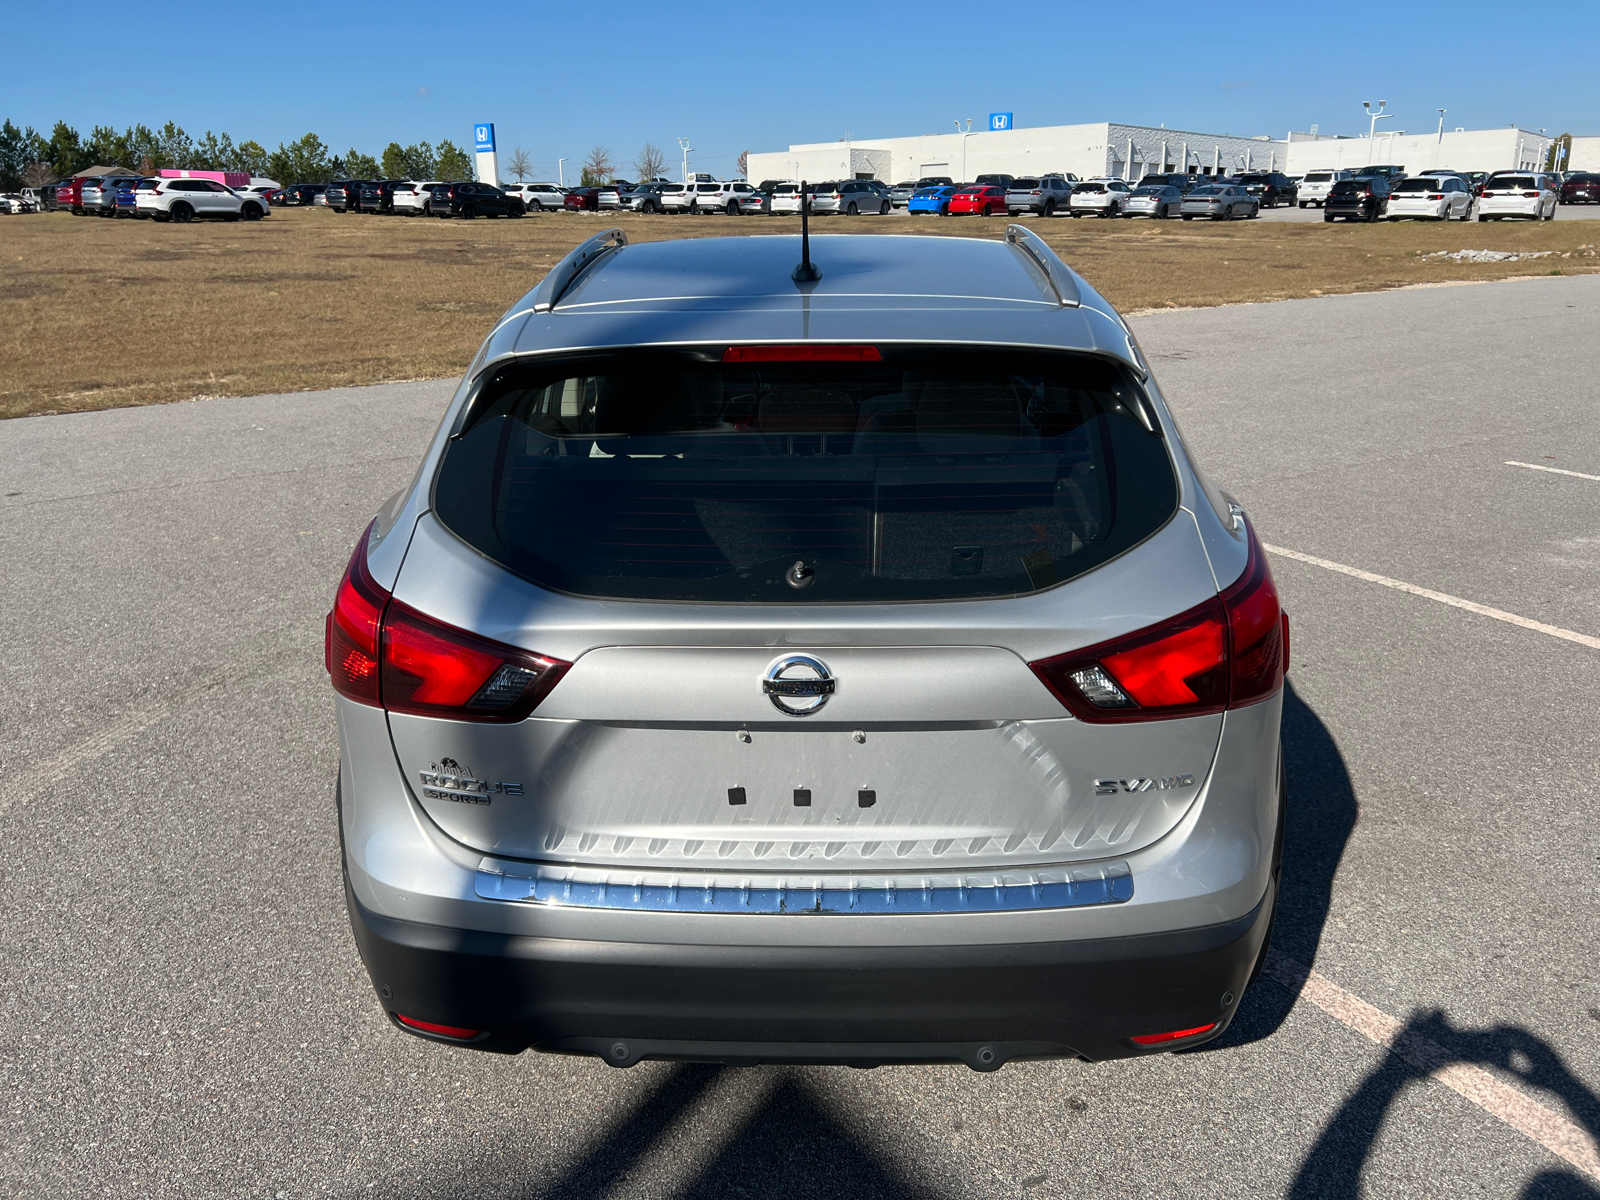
xmin=1437 ymin=108 xmax=1446 ymax=144
xmin=953 ymin=118 xmax=972 ymax=183
xmin=677 ymin=138 xmax=694 ymax=184
xmin=557 ymin=158 xmax=566 ymax=187
xmin=1363 ymin=100 xmax=1391 ymax=164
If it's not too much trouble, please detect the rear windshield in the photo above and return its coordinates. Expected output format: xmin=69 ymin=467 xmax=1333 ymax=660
xmin=1330 ymin=181 xmax=1365 ymax=194
xmin=1189 ymin=186 xmax=1221 ymax=196
xmin=1010 ymin=179 xmax=1040 ymax=189
xmin=1568 ymin=174 xmax=1600 ymax=183
xmin=434 ymin=348 xmax=1176 ymax=604
xmin=1075 ymin=184 xmax=1105 ymax=194
xmin=1393 ymin=179 xmax=1442 ymax=192
xmin=1304 ymin=173 xmax=1334 ymax=182
xmin=1131 ymin=187 xmax=1165 ymax=196
xmin=1488 ymin=177 xmax=1535 ymax=190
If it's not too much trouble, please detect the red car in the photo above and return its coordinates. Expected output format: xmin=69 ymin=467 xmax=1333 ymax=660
xmin=1560 ymin=173 xmax=1600 ymax=205
xmin=563 ymin=187 xmax=602 ymax=212
xmin=56 ymin=177 xmax=90 ymax=215
xmin=946 ymin=185 xmax=1007 ymax=216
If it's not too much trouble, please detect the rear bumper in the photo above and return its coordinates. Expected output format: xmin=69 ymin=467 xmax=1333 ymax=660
xmin=347 ymin=873 xmax=1273 ymax=1068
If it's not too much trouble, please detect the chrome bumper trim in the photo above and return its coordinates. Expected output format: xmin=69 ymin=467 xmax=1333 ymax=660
xmin=474 ymin=861 xmax=1133 ymax=914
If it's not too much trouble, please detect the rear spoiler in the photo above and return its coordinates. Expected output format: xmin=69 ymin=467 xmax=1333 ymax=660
xmin=531 ymin=228 xmax=628 ymax=312
xmin=1003 ymin=225 xmax=1081 ymax=308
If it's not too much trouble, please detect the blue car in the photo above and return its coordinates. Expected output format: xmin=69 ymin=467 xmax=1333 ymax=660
xmin=116 ymin=178 xmax=158 ymax=218
xmin=907 ymin=185 xmax=958 ymax=215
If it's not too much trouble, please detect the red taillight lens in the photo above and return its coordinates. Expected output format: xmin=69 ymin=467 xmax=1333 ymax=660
xmin=1029 ymin=521 xmax=1285 ymax=723
xmin=1523 ymin=191 xmax=1539 ymax=198
xmin=396 ymin=1015 xmax=482 ymax=1039
xmin=723 ymin=345 xmax=882 ymax=362
xmin=1130 ymin=1022 xmax=1218 ymax=1046
xmin=325 ymin=524 xmax=389 ymax=705
xmin=381 ymin=601 xmax=570 ymax=722
xmin=1428 ymin=194 xmax=1444 ymax=200
xmin=325 ymin=526 xmax=570 ymax=721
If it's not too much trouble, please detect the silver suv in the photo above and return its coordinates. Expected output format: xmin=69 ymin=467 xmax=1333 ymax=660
xmin=329 ymin=225 xmax=1287 ymax=1070
xmin=1005 ymin=175 xmax=1076 ymax=216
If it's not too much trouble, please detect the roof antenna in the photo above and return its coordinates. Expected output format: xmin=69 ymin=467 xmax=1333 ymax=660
xmin=792 ymin=179 xmax=821 ymax=283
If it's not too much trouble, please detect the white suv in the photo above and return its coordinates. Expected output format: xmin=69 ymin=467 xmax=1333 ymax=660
xmin=1068 ymin=179 xmax=1133 ymax=217
xmin=1296 ymin=170 xmax=1351 ymax=208
xmin=1478 ymin=172 xmax=1559 ymax=221
xmin=507 ymin=183 xmax=566 ymax=211
xmin=136 ymin=178 xmax=269 ymax=223
xmin=393 ymin=181 xmax=446 ymax=216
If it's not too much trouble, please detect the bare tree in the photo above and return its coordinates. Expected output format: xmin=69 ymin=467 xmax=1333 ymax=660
xmin=21 ymin=162 xmax=58 ymax=189
xmin=737 ymin=150 xmax=749 ymax=180
xmin=581 ymin=145 xmax=613 ymax=186
xmin=633 ymin=142 xmax=666 ymax=182
xmin=508 ymin=146 xmax=533 ymax=183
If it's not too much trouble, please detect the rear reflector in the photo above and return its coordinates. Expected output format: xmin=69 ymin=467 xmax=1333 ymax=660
xmin=396 ymin=1014 xmax=482 ymax=1039
xmin=1030 ymin=519 xmax=1284 ymax=723
xmin=723 ymin=345 xmax=882 ymax=362
xmin=1129 ymin=1022 xmax=1218 ymax=1046
xmin=325 ymin=525 xmax=570 ymax=722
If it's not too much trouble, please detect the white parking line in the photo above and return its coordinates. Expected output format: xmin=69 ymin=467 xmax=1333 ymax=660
xmin=1505 ymin=461 xmax=1600 ymax=483
xmin=1264 ymin=951 xmax=1600 ymax=1182
xmin=1262 ymin=544 xmax=1600 ymax=651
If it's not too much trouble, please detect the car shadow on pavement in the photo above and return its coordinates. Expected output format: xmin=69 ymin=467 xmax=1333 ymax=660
xmin=1288 ymin=1011 xmax=1600 ymax=1199
xmin=1190 ymin=679 xmax=1356 ymax=1052
xmin=420 ymin=1061 xmax=935 ymax=1200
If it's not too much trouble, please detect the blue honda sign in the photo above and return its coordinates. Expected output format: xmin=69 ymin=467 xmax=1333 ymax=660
xmin=473 ymin=123 xmax=496 ymax=152
xmin=989 ymin=113 xmax=1013 ymax=132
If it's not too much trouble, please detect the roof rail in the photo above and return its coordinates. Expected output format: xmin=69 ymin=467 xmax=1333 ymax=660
xmin=1003 ymin=225 xmax=1081 ymax=308
xmin=531 ymin=228 xmax=628 ymax=312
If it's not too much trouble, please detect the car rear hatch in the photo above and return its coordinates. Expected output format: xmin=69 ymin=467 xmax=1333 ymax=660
xmin=369 ymin=345 xmax=1233 ymax=877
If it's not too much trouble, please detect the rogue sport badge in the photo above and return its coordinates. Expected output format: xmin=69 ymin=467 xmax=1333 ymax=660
xmin=418 ymin=757 xmax=523 ymax=805
xmin=763 ymin=654 xmax=836 ymax=717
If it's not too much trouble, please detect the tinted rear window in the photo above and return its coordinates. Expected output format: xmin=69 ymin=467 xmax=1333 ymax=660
xmin=1011 ymin=179 xmax=1040 ymax=189
xmin=1488 ymin=177 xmax=1535 ymax=190
xmin=1330 ymin=181 xmax=1365 ymax=194
xmin=1569 ymin=174 xmax=1600 ymax=183
xmin=1304 ymin=173 xmax=1334 ymax=182
xmin=1393 ymin=179 xmax=1442 ymax=192
xmin=434 ymin=348 xmax=1176 ymax=604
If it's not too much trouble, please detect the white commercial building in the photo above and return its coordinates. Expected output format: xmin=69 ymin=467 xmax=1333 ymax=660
xmin=1282 ymin=126 xmax=1556 ymax=176
xmin=1568 ymin=136 xmax=1600 ymax=172
xmin=747 ymin=122 xmax=1291 ymax=187
xmin=747 ymin=120 xmax=1564 ymax=186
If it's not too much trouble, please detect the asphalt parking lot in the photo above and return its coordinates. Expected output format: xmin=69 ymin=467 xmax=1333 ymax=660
xmin=2 ymin=275 xmax=1598 ymax=1199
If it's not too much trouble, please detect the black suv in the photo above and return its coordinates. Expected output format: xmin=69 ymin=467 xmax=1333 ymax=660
xmin=358 ymin=180 xmax=406 ymax=214
xmin=325 ymin=180 xmax=369 ymax=213
xmin=278 ymin=184 xmax=326 ymax=206
xmin=1324 ymin=177 xmax=1390 ymax=223
xmin=427 ymin=181 xmax=525 ymax=219
xmin=1137 ymin=173 xmax=1202 ymax=194
xmin=1237 ymin=172 xmax=1298 ymax=208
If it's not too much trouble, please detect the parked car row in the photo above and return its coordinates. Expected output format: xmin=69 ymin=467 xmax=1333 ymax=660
xmin=49 ymin=174 xmax=276 ymax=222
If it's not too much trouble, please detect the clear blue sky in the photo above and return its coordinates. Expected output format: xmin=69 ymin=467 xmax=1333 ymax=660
xmin=5 ymin=1 xmax=1594 ymax=178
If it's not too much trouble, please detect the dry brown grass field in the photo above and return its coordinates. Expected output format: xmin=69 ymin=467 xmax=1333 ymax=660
xmin=3 ymin=206 xmax=1596 ymax=419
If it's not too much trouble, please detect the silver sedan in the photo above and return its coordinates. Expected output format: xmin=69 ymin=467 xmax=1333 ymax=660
xmin=1124 ymin=185 xmax=1183 ymax=219
xmin=1180 ymin=184 xmax=1260 ymax=220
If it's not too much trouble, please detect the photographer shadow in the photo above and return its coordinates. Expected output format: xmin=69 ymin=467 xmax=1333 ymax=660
xmin=1290 ymin=1011 xmax=1600 ymax=1199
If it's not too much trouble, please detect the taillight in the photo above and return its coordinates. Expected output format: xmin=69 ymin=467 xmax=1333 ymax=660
xmin=1029 ymin=521 xmax=1285 ymax=723
xmin=325 ymin=525 xmax=388 ymax=704
xmin=382 ymin=602 xmax=569 ymax=722
xmin=1523 ymin=191 xmax=1539 ymax=198
xmin=325 ymin=527 xmax=570 ymax=721
xmin=1428 ymin=194 xmax=1444 ymax=200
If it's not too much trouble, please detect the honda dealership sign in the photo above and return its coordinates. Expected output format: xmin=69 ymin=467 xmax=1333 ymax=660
xmin=473 ymin=123 xmax=498 ymax=185
xmin=989 ymin=113 xmax=1013 ymax=132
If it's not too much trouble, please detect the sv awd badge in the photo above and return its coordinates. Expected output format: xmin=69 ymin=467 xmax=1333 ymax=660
xmin=418 ymin=758 xmax=524 ymax=805
xmin=1095 ymin=774 xmax=1197 ymax=796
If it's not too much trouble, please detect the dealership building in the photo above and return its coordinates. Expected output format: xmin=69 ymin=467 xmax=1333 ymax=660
xmin=746 ymin=119 xmax=1565 ymax=185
